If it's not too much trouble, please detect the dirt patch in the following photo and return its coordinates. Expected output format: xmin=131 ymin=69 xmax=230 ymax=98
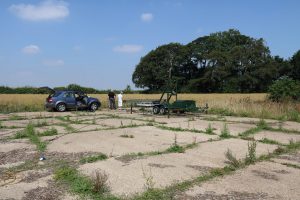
xmin=0 ymin=148 xmax=37 ymax=165
xmin=44 ymin=151 xmax=103 ymax=167
xmin=148 ymin=163 xmax=175 ymax=168
xmin=251 ymin=170 xmax=279 ymax=181
xmin=21 ymin=169 xmax=52 ymax=183
xmin=22 ymin=181 xmax=64 ymax=200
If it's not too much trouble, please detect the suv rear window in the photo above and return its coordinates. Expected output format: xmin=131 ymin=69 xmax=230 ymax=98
xmin=50 ymin=91 xmax=63 ymax=97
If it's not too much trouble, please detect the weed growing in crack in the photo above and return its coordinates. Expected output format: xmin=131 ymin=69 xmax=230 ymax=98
xmin=166 ymin=134 xmax=185 ymax=153
xmin=142 ymin=166 xmax=155 ymax=190
xmin=38 ymin=127 xmax=58 ymax=137
xmin=220 ymin=123 xmax=231 ymax=138
xmin=92 ymin=170 xmax=110 ymax=194
xmin=205 ymin=123 xmax=214 ymax=135
xmin=225 ymin=149 xmax=242 ymax=169
xmin=80 ymin=153 xmax=108 ymax=164
xmin=245 ymin=141 xmax=257 ymax=165
xmin=14 ymin=123 xmax=47 ymax=152
xmin=257 ymin=119 xmax=269 ymax=129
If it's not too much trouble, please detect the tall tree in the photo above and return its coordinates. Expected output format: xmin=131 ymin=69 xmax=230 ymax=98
xmin=290 ymin=50 xmax=300 ymax=80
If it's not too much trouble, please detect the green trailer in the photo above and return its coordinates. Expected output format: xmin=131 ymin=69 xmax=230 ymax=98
xmin=152 ymin=100 xmax=207 ymax=115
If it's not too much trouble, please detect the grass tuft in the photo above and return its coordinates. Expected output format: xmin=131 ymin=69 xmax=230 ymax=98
xmin=38 ymin=127 xmax=58 ymax=136
xmin=205 ymin=123 xmax=214 ymax=135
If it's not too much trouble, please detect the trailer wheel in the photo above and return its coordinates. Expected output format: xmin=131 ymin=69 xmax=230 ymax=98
xmin=160 ymin=107 xmax=167 ymax=115
xmin=153 ymin=106 xmax=160 ymax=114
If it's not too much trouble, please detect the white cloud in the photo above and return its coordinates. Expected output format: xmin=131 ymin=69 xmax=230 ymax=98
xmin=43 ymin=59 xmax=64 ymax=66
xmin=141 ymin=13 xmax=153 ymax=22
xmin=113 ymin=45 xmax=143 ymax=53
xmin=9 ymin=0 xmax=69 ymax=21
xmin=22 ymin=45 xmax=40 ymax=55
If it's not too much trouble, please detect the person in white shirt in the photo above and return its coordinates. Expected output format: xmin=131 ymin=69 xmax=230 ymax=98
xmin=117 ymin=91 xmax=123 ymax=110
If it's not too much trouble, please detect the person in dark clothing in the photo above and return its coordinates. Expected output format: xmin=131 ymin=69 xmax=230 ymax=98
xmin=108 ymin=91 xmax=116 ymax=109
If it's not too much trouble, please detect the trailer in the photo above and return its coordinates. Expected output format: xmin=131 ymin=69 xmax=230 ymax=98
xmin=128 ymin=67 xmax=208 ymax=115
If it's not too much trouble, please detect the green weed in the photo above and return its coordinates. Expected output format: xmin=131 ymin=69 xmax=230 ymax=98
xmin=38 ymin=127 xmax=58 ymax=136
xmin=220 ymin=123 xmax=231 ymax=138
xmin=205 ymin=123 xmax=214 ymax=135
xmin=80 ymin=153 xmax=108 ymax=164
xmin=245 ymin=141 xmax=257 ymax=165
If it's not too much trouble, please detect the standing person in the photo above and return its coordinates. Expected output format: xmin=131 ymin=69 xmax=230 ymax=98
xmin=117 ymin=91 xmax=123 ymax=110
xmin=108 ymin=90 xmax=116 ymax=109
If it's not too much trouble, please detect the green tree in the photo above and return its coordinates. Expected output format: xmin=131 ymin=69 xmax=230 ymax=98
xmin=291 ymin=50 xmax=300 ymax=80
xmin=268 ymin=76 xmax=300 ymax=101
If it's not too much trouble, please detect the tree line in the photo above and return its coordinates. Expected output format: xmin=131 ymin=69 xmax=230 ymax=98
xmin=132 ymin=29 xmax=300 ymax=93
xmin=0 ymin=84 xmax=109 ymax=94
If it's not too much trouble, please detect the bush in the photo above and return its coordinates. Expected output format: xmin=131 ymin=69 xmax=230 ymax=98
xmin=268 ymin=76 xmax=300 ymax=101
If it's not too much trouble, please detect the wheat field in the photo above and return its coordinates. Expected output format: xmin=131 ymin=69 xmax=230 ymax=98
xmin=0 ymin=93 xmax=299 ymax=121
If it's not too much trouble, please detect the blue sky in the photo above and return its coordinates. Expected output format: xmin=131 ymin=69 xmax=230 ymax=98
xmin=0 ymin=0 xmax=299 ymax=90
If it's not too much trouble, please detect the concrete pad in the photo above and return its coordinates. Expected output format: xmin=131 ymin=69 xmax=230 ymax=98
xmin=184 ymin=161 xmax=300 ymax=200
xmin=2 ymin=120 xmax=30 ymax=128
xmin=0 ymin=128 xmax=23 ymax=138
xmin=96 ymin=118 xmax=147 ymax=128
xmin=80 ymin=139 xmax=276 ymax=196
xmin=254 ymin=131 xmax=300 ymax=144
xmin=224 ymin=116 xmax=279 ymax=124
xmin=35 ymin=125 xmax=68 ymax=135
xmin=2 ymin=118 xmax=60 ymax=128
xmin=47 ymin=126 xmax=217 ymax=156
xmin=0 ymin=114 xmax=10 ymax=120
xmin=164 ymin=120 xmax=256 ymax=136
xmin=0 ymin=141 xmax=34 ymax=153
xmin=13 ymin=111 xmax=77 ymax=119
xmin=281 ymin=121 xmax=300 ymax=132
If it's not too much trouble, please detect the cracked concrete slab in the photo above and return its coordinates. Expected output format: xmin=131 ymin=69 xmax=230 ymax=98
xmin=183 ymin=161 xmax=300 ymax=200
xmin=47 ymin=126 xmax=217 ymax=156
xmin=80 ymin=139 xmax=276 ymax=197
xmin=254 ymin=131 xmax=300 ymax=144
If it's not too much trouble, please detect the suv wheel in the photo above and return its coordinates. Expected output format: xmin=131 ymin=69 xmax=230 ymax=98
xmin=90 ymin=102 xmax=98 ymax=112
xmin=56 ymin=103 xmax=66 ymax=112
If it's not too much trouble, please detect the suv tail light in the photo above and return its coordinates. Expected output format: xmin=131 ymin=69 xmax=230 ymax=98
xmin=48 ymin=98 xmax=53 ymax=103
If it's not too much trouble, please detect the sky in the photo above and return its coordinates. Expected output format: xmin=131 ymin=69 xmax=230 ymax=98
xmin=0 ymin=0 xmax=299 ymax=90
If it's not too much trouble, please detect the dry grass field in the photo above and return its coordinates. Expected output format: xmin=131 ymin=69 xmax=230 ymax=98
xmin=0 ymin=93 xmax=299 ymax=121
